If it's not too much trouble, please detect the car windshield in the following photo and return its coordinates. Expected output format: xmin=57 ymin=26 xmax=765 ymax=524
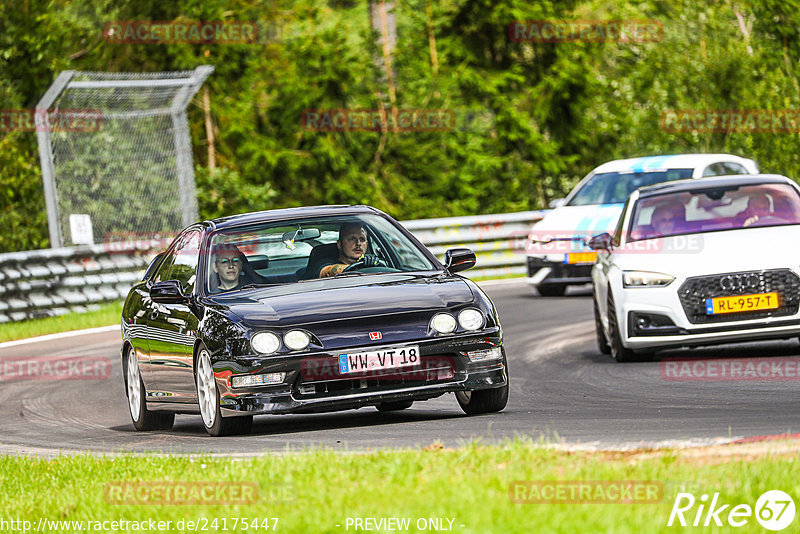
xmin=568 ymin=169 xmax=693 ymax=206
xmin=628 ymin=183 xmax=800 ymax=241
xmin=205 ymin=214 xmax=436 ymax=293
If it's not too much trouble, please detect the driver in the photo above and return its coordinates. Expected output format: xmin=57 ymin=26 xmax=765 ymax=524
xmin=211 ymin=244 xmax=246 ymax=292
xmin=319 ymin=222 xmax=384 ymax=277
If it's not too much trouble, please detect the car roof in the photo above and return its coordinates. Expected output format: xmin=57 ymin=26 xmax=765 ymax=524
xmin=591 ymin=153 xmax=753 ymax=173
xmin=636 ymin=174 xmax=793 ymax=198
xmin=208 ymin=205 xmax=381 ymax=230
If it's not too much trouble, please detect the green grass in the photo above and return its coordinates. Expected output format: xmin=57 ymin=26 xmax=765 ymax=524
xmin=0 ymin=301 xmax=122 ymax=343
xmin=0 ymin=441 xmax=796 ymax=533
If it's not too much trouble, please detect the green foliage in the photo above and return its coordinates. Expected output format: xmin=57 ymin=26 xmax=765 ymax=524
xmin=3 ymin=0 xmax=800 ymax=252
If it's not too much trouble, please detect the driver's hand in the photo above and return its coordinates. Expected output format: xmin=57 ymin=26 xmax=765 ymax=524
xmin=361 ymin=254 xmax=383 ymax=267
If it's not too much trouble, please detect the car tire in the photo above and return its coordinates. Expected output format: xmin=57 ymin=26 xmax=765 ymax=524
xmin=593 ymin=296 xmax=611 ymax=355
xmin=376 ymin=400 xmax=414 ymax=412
xmin=537 ymin=284 xmax=567 ymax=297
xmin=125 ymin=344 xmax=174 ymax=431
xmin=607 ymin=292 xmax=639 ymax=363
xmin=455 ymin=383 xmax=509 ymax=415
xmin=196 ymin=346 xmax=253 ymax=436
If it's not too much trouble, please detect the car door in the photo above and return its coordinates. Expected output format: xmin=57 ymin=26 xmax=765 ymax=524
xmin=125 ymin=253 xmax=165 ymax=390
xmin=146 ymin=229 xmax=202 ymax=403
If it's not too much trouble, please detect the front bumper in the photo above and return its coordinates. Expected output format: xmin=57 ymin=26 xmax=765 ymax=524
xmin=212 ymin=333 xmax=507 ymax=416
xmin=527 ymin=256 xmax=593 ymax=286
xmin=618 ymin=283 xmax=800 ymax=350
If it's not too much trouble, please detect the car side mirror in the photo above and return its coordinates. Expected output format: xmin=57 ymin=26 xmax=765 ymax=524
xmin=587 ymin=233 xmax=616 ymax=251
xmin=151 ymin=280 xmax=189 ymax=303
xmin=444 ymin=248 xmax=476 ymax=273
xmin=548 ymin=198 xmax=566 ymax=209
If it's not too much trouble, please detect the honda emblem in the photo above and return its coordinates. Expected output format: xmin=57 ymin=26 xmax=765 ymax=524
xmin=369 ymin=331 xmax=382 ymax=340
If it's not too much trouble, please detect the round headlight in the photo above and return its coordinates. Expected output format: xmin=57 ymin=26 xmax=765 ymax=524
xmin=284 ymin=330 xmax=310 ymax=351
xmin=458 ymin=308 xmax=485 ymax=331
xmin=251 ymin=332 xmax=280 ymax=354
xmin=431 ymin=313 xmax=457 ymax=334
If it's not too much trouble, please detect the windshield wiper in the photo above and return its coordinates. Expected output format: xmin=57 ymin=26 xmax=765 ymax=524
xmin=239 ymin=283 xmax=282 ymax=290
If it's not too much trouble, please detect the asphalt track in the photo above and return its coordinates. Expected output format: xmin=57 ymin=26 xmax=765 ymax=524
xmin=1 ymin=279 xmax=799 ymax=455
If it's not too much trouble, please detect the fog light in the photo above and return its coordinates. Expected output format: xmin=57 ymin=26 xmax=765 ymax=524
xmin=231 ymin=372 xmax=286 ymax=388
xmin=466 ymin=347 xmax=502 ymax=362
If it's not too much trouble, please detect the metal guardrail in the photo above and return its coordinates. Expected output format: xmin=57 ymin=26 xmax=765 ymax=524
xmin=0 ymin=211 xmax=546 ymax=323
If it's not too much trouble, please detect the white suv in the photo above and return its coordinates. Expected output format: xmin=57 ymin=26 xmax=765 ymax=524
xmin=526 ymin=154 xmax=759 ymax=296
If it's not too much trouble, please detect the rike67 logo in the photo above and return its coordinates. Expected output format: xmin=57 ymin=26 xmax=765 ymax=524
xmin=668 ymin=490 xmax=796 ymax=531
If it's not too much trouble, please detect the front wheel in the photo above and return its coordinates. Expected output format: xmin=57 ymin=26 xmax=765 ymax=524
xmin=456 ymin=383 xmax=509 ymax=415
xmin=376 ymin=400 xmax=413 ymax=412
xmin=607 ymin=292 xmax=641 ymax=363
xmin=125 ymin=345 xmax=174 ymax=431
xmin=537 ymin=283 xmax=566 ymax=297
xmin=196 ymin=347 xmax=253 ymax=436
xmin=593 ymin=296 xmax=611 ymax=355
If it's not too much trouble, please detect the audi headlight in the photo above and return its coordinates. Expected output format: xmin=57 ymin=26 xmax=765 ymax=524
xmin=458 ymin=308 xmax=485 ymax=331
xmin=251 ymin=332 xmax=281 ymax=354
xmin=284 ymin=330 xmax=310 ymax=351
xmin=431 ymin=313 xmax=457 ymax=334
xmin=623 ymin=271 xmax=675 ymax=288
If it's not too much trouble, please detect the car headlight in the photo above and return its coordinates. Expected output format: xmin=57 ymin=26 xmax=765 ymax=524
xmin=458 ymin=308 xmax=485 ymax=331
xmin=431 ymin=313 xmax=457 ymax=334
xmin=251 ymin=332 xmax=281 ymax=354
xmin=622 ymin=271 xmax=675 ymax=288
xmin=284 ymin=330 xmax=310 ymax=351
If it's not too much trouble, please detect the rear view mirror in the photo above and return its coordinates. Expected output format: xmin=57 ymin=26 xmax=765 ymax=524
xmin=587 ymin=233 xmax=616 ymax=251
xmin=282 ymin=227 xmax=321 ymax=243
xmin=444 ymin=248 xmax=477 ymax=273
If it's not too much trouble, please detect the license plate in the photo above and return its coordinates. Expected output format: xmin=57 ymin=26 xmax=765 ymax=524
xmin=705 ymin=292 xmax=779 ymax=315
xmin=338 ymin=345 xmax=420 ymax=374
xmin=564 ymin=252 xmax=597 ymax=264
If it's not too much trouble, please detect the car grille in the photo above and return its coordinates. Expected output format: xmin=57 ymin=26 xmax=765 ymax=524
xmin=294 ymin=355 xmax=463 ymax=399
xmin=678 ymin=269 xmax=800 ymax=324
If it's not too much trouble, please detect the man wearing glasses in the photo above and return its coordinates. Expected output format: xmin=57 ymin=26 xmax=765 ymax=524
xmin=211 ymin=244 xmax=246 ymax=291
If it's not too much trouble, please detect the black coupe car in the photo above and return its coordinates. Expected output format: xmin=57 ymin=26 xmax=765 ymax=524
xmin=121 ymin=205 xmax=509 ymax=436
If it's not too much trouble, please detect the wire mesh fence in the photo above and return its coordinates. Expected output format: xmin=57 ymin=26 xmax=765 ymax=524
xmin=36 ymin=67 xmax=213 ymax=248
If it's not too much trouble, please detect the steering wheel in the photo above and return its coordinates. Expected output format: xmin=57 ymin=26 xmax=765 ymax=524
xmin=341 ymin=256 xmax=387 ymax=273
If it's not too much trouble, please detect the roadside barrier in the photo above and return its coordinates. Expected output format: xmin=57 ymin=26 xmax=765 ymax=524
xmin=0 ymin=211 xmax=545 ymax=322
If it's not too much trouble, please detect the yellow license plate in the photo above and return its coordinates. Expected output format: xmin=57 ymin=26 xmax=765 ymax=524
xmin=705 ymin=292 xmax=779 ymax=315
xmin=564 ymin=252 xmax=597 ymax=264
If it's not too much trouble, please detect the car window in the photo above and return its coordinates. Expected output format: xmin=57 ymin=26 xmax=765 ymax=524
xmin=152 ymin=246 xmax=176 ymax=285
xmin=702 ymin=163 xmax=728 ymax=177
xmin=206 ymin=214 xmax=436 ymax=293
xmin=628 ymin=183 xmax=800 ymax=241
xmin=722 ymin=162 xmax=747 ymax=175
xmin=568 ymin=169 xmax=693 ymax=206
xmin=168 ymin=230 xmax=201 ymax=293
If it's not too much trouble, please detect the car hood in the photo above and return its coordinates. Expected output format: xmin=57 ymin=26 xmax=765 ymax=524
xmin=205 ymin=272 xmax=475 ymax=328
xmin=613 ymin=225 xmax=800 ymax=278
xmin=529 ymin=204 xmax=623 ymax=257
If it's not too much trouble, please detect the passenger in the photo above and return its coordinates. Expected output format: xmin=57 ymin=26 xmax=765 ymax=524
xmin=319 ymin=223 xmax=383 ymax=277
xmin=650 ymin=201 xmax=687 ymax=236
xmin=740 ymin=192 xmax=772 ymax=227
xmin=211 ymin=244 xmax=246 ymax=292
